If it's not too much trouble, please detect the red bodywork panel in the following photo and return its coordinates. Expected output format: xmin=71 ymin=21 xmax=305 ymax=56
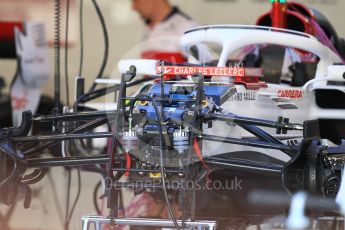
xmin=0 ymin=22 xmax=24 ymax=40
xmin=142 ymin=51 xmax=186 ymax=64
xmin=0 ymin=21 xmax=24 ymax=58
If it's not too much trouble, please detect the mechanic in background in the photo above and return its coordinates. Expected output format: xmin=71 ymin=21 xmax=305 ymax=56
xmin=132 ymin=0 xmax=198 ymax=63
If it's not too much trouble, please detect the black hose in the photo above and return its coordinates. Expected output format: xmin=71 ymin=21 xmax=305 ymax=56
xmin=88 ymin=0 xmax=109 ymax=92
xmin=24 ymin=118 xmax=108 ymax=156
xmin=64 ymin=0 xmax=70 ymax=106
xmin=78 ymin=77 xmax=155 ymax=104
xmin=93 ymin=180 xmax=102 ymax=215
xmin=129 ymin=93 xmax=180 ymax=230
xmin=78 ymin=0 xmax=84 ymax=77
xmin=67 ymin=170 xmax=81 ymax=225
xmin=64 ymin=169 xmax=71 ymax=230
xmin=0 ymin=153 xmax=17 ymax=188
xmin=22 ymin=168 xmax=48 ymax=185
xmin=64 ymin=169 xmax=81 ymax=230
xmin=47 ymin=171 xmax=64 ymax=223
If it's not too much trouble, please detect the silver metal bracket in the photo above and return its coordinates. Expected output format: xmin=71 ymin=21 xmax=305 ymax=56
xmin=81 ymin=216 xmax=217 ymax=230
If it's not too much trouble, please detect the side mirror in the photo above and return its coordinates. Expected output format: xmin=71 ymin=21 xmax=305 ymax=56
xmin=326 ymin=65 xmax=345 ymax=82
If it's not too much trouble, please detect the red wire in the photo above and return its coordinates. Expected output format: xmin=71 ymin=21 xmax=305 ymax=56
xmin=193 ymin=137 xmax=210 ymax=172
xmin=125 ymin=152 xmax=131 ymax=176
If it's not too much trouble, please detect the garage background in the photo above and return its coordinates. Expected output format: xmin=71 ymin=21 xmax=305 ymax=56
xmin=0 ymin=0 xmax=344 ymax=229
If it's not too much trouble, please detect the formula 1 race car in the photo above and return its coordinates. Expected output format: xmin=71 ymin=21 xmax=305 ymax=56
xmin=115 ymin=50 xmax=345 ymax=227
xmin=112 ymin=24 xmax=345 ymax=227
